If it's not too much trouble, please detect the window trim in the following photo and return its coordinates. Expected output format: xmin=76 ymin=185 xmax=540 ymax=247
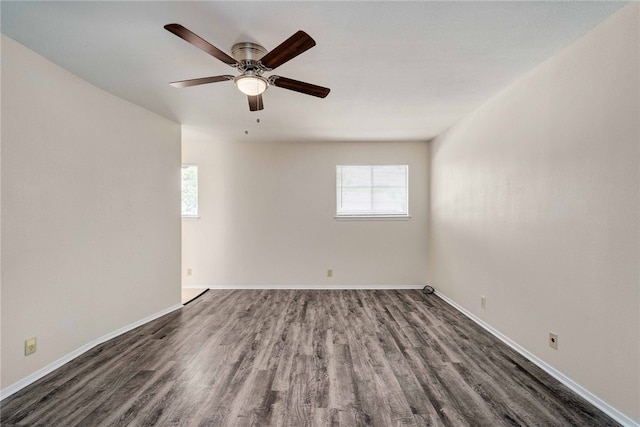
xmin=335 ymin=164 xmax=409 ymax=220
xmin=334 ymin=215 xmax=411 ymax=221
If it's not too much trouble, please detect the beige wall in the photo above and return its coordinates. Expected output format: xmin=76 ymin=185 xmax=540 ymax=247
xmin=429 ymin=4 xmax=639 ymax=423
xmin=1 ymin=36 xmax=182 ymax=390
xmin=182 ymin=130 xmax=429 ymax=288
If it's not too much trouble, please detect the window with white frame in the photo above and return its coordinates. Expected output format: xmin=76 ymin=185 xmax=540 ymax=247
xmin=336 ymin=164 xmax=409 ymax=217
xmin=181 ymin=164 xmax=198 ymax=217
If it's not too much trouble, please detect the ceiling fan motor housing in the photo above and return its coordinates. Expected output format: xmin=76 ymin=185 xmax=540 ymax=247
xmin=232 ymin=42 xmax=269 ymax=73
xmin=231 ymin=43 xmax=271 ymax=96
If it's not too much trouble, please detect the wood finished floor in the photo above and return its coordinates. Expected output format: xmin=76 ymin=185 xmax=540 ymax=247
xmin=1 ymin=290 xmax=619 ymax=426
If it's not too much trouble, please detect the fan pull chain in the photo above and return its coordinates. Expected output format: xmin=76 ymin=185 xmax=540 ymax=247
xmin=245 ymin=117 xmax=260 ymax=135
xmin=244 ymin=103 xmax=249 ymax=134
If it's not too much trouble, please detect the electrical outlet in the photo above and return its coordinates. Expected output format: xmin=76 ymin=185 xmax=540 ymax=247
xmin=25 ymin=337 xmax=37 ymax=356
xmin=481 ymin=296 xmax=486 ymax=309
xmin=187 ymin=268 xmax=192 ymax=276
xmin=549 ymin=332 xmax=558 ymax=350
xmin=327 ymin=269 xmax=333 ymax=278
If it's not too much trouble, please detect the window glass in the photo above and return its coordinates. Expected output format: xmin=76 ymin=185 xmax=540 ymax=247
xmin=336 ymin=165 xmax=408 ymax=217
xmin=181 ymin=164 xmax=198 ymax=217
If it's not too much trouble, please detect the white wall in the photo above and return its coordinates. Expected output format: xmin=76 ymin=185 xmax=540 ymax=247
xmin=429 ymin=4 xmax=639 ymax=423
xmin=182 ymin=129 xmax=429 ymax=288
xmin=1 ymin=36 xmax=182 ymax=390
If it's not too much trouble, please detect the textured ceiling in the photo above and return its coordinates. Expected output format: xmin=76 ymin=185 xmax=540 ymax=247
xmin=1 ymin=1 xmax=627 ymax=143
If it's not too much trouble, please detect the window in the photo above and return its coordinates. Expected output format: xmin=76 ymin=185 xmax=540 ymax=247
xmin=181 ymin=164 xmax=198 ymax=217
xmin=336 ymin=164 xmax=409 ymax=218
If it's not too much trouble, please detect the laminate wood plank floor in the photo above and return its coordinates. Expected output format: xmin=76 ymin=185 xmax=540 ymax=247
xmin=1 ymin=290 xmax=619 ymax=426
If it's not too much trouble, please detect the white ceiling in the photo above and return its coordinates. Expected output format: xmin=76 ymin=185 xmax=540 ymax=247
xmin=1 ymin=1 xmax=627 ymax=143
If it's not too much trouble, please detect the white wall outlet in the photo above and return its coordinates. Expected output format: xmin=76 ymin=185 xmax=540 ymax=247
xmin=25 ymin=337 xmax=37 ymax=356
xmin=187 ymin=268 xmax=192 ymax=276
xmin=549 ymin=332 xmax=558 ymax=350
xmin=327 ymin=269 xmax=333 ymax=277
xmin=481 ymin=295 xmax=486 ymax=309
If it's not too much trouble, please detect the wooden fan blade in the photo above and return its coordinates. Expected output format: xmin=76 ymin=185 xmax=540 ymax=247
xmin=271 ymin=76 xmax=330 ymax=98
xmin=164 ymin=23 xmax=237 ymax=66
xmin=170 ymin=75 xmax=234 ymax=88
xmin=248 ymin=94 xmax=264 ymax=111
xmin=260 ymin=31 xmax=316 ymax=70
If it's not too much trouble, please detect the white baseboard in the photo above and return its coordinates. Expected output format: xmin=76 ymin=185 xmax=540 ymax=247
xmin=0 ymin=304 xmax=183 ymax=401
xmin=434 ymin=290 xmax=638 ymax=427
xmin=205 ymin=284 xmax=425 ymax=290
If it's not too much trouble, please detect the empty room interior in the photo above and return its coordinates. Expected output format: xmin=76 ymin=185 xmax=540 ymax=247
xmin=1 ymin=1 xmax=638 ymax=426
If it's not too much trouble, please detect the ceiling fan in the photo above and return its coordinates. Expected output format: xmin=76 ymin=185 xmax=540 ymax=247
xmin=164 ymin=24 xmax=330 ymax=111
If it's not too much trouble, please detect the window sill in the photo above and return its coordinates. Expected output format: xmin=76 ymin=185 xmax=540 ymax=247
xmin=182 ymin=216 xmax=200 ymax=221
xmin=335 ymin=215 xmax=411 ymax=221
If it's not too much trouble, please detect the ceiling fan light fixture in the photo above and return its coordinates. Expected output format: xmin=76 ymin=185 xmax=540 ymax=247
xmin=235 ymin=75 xmax=268 ymax=96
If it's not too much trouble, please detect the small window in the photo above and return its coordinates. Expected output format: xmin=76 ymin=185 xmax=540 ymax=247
xmin=181 ymin=164 xmax=198 ymax=217
xmin=336 ymin=164 xmax=409 ymax=218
